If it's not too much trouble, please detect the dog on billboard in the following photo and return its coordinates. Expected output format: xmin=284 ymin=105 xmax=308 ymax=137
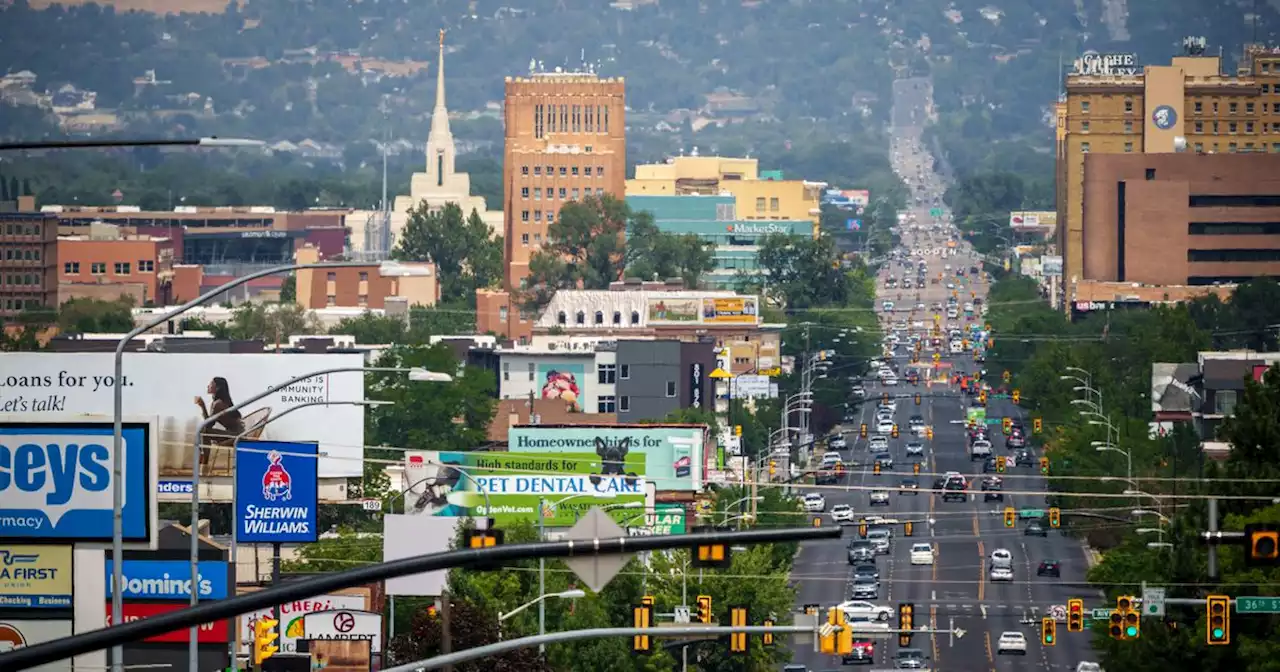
xmin=591 ymin=436 xmax=639 ymax=487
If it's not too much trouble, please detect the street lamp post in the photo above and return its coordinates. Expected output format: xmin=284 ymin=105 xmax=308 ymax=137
xmin=536 ymin=493 xmax=611 ymax=653
xmin=498 ymin=590 xmax=586 ymax=640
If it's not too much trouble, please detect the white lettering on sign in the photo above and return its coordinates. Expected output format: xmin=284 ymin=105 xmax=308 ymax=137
xmin=1072 ymin=52 xmax=1138 ymax=76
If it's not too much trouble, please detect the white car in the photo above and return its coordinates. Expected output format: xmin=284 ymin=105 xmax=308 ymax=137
xmin=905 ymin=441 xmax=925 ymax=457
xmin=877 ymin=419 xmax=895 ymax=435
xmin=822 ymin=451 xmax=844 ymax=464
xmin=949 ymin=340 xmax=963 ymax=353
xmin=997 ymin=631 xmax=1028 ymax=655
xmin=803 ymin=493 xmax=827 ymax=512
xmin=830 ymin=435 xmax=848 ymax=450
xmin=868 ymin=436 xmax=889 ymax=451
xmin=882 ymin=301 xmax=896 ymax=312
xmin=1075 ymin=663 xmax=1103 ymax=672
xmin=831 ymin=505 xmax=856 ymax=523
xmin=910 ymin=543 xmax=935 ymax=565
xmin=838 ymin=600 xmax=894 ymax=622
xmin=884 ymin=375 xmax=899 ymax=386
xmin=990 ymin=548 xmax=1013 ymax=567
xmin=869 ymin=490 xmax=890 ymax=506
xmin=990 ymin=566 xmax=1014 ymax=582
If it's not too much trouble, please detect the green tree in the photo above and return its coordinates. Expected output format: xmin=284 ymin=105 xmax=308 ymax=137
xmin=394 ymin=202 xmax=504 ymax=304
xmin=56 ymin=296 xmax=135 ymax=333
xmin=221 ymin=302 xmax=318 ymax=343
xmin=525 ymin=194 xmax=631 ymax=307
xmin=626 ymin=214 xmax=717 ymax=289
xmin=330 ymin=311 xmax=412 ymax=344
xmin=281 ymin=528 xmax=382 ymax=574
xmin=279 ymin=275 xmax=297 ymax=303
xmin=363 ymin=344 xmax=495 ymax=457
xmin=750 ymin=234 xmax=855 ymax=309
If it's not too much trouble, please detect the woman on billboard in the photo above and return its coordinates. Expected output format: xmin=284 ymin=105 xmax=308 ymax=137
xmin=195 ymin=376 xmax=246 ymax=463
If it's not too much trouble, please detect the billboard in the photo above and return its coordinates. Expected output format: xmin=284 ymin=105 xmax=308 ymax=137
xmin=104 ymin=560 xmax=229 ymax=600
xmin=0 ymin=417 xmax=156 ymax=546
xmin=240 ymin=592 xmax=376 ymax=654
xmin=0 ymin=353 xmax=366 ymax=478
xmin=628 ymin=503 xmax=687 ymax=536
xmin=701 ymin=297 xmax=758 ymax=324
xmin=0 ymin=619 xmax=72 ymax=672
xmin=0 ymin=545 xmax=72 ymax=609
xmin=1041 ymin=256 xmax=1063 ymax=277
xmin=647 ymin=298 xmax=700 ymax=323
xmin=403 ymin=451 xmax=647 ymax=526
xmin=103 ymin=602 xmax=228 ymax=643
xmin=535 ymin=363 xmax=585 ymax=411
xmin=235 ymin=440 xmax=319 ymax=544
xmin=507 ymin=425 xmax=704 ymax=491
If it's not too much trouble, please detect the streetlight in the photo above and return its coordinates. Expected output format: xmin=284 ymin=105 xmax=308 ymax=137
xmin=0 ymin=136 xmax=265 ymax=151
xmin=724 ymin=496 xmax=764 ymax=530
xmin=109 ymin=259 xmax=398 ymax=672
xmin=1132 ymin=509 xmax=1171 ymax=523
xmin=498 ymin=589 xmax=587 ymax=639
xmin=537 ymin=492 xmax=621 ymax=652
xmin=1092 ymin=440 xmax=1132 ymax=485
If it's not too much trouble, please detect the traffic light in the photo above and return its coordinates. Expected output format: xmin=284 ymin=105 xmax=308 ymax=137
xmin=633 ymin=600 xmax=654 ymax=653
xmin=820 ymin=607 xmax=841 ymax=654
xmin=873 ymin=462 xmax=882 ymax=475
xmin=996 ymin=456 xmax=1006 ymax=473
xmin=697 ymin=595 xmax=713 ymax=624
xmin=1207 ymin=595 xmax=1230 ymax=645
xmin=1002 ymin=370 xmax=1011 ymax=383
xmin=729 ymin=605 xmax=748 ymax=654
xmin=933 ymin=352 xmax=941 ymax=363
xmin=464 ymin=528 xmax=504 ymax=548
xmin=926 ymin=427 xmax=934 ymax=440
xmin=1117 ymin=596 xmax=1139 ymax=639
xmin=253 ymin=617 xmax=279 ymax=665
xmin=1040 ymin=457 xmax=1050 ymax=475
xmin=1004 ymin=507 xmax=1016 ymax=528
xmin=898 ymin=603 xmax=914 ymax=647
xmin=1244 ymin=523 xmax=1279 ymax=566
xmin=882 ymin=392 xmax=889 ymax=404
xmin=912 ymin=462 xmax=921 ymax=475
xmin=904 ymin=521 xmax=914 ymax=537
xmin=1033 ymin=418 xmax=1043 ymax=434
xmin=1013 ymin=389 xmax=1021 ymax=405
xmin=691 ymin=527 xmax=732 ymax=569
xmin=1042 ymin=617 xmax=1056 ymax=646
xmin=1048 ymin=507 xmax=1061 ymax=528
xmin=860 ymin=423 xmax=868 ymax=438
xmin=1109 ymin=610 xmax=1124 ymax=640
xmin=762 ymin=618 xmax=775 ymax=647
xmin=914 ymin=393 xmax=922 ymax=406
xmin=859 ymin=520 xmax=869 ymax=537
xmin=891 ymin=424 xmax=900 ymax=438
xmin=1067 ymin=599 xmax=1084 ymax=632
xmin=979 ymin=391 xmax=987 ymax=404
xmin=769 ymin=460 xmax=777 ymax=477
xmin=1002 ymin=417 xmax=1012 ymax=435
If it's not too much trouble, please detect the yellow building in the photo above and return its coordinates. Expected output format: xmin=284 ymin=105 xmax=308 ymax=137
xmin=626 ymin=155 xmax=824 ymax=232
xmin=1056 ymin=45 xmax=1280 ymax=292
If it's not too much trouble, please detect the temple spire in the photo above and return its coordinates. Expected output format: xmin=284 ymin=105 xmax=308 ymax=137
xmin=425 ymin=27 xmax=455 ymax=186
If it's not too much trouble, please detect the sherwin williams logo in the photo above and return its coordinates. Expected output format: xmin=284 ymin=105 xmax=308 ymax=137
xmin=0 ymin=437 xmax=113 ymax=529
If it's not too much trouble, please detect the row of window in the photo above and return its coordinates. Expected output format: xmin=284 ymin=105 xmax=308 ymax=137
xmin=325 ymin=295 xmax=369 ymax=306
xmin=532 ymin=103 xmax=610 ymax=140
xmin=3 ymin=246 xmax=42 ymax=261
xmin=2 ymin=223 xmax=45 ymax=236
xmin=1079 ymin=141 xmax=1280 ymax=153
xmin=597 ymin=388 xmax=677 ymax=413
xmin=326 ymin=271 xmax=371 ymax=281
xmin=1078 ymin=119 xmax=1280 ymax=135
xmin=1188 ymin=248 xmax=1280 ymax=262
xmin=519 ymin=164 xmax=605 ymax=178
xmin=1077 ymin=97 xmax=1280 ymax=118
xmin=1 ymin=297 xmax=44 ymax=311
xmin=1189 ymin=195 xmax=1280 ymax=207
xmin=518 ymin=186 xmax=606 ymax=202
xmin=3 ymin=273 xmax=44 ymax=286
xmin=1189 ymin=222 xmax=1280 ymax=235
xmin=64 ymin=260 xmax=155 ymax=275
xmin=557 ymin=309 xmax=643 ymax=326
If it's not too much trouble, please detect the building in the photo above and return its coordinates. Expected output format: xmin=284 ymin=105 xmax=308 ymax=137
xmin=1056 ymin=44 xmax=1280 ymax=298
xmin=1151 ymin=350 xmax=1280 ymax=457
xmin=626 ymin=155 xmax=825 ymax=229
xmin=0 ymin=197 xmax=58 ymax=320
xmin=294 ymin=245 xmax=438 ymax=310
xmin=476 ymin=66 xmax=628 ymax=342
xmin=626 ymin=194 xmax=814 ymax=287
xmin=347 ymin=31 xmax=503 ymax=258
xmin=58 ymin=224 xmax=176 ymax=306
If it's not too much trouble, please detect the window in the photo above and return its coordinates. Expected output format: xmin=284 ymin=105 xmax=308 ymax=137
xmin=535 ymin=210 xmax=542 ymax=221
xmin=598 ymin=166 xmax=605 ymax=177
xmin=1081 ymin=142 xmax=1091 ymax=153
xmin=1082 ymin=121 xmax=1090 ymax=132
xmin=631 ymin=311 xmax=640 ymax=325
xmin=534 ymin=187 xmax=542 ymax=200
xmin=769 ymin=197 xmax=780 ymax=211
xmin=357 ymin=294 xmax=368 ymax=306
xmin=139 ymin=260 xmax=154 ymax=272
xmin=755 ymin=197 xmax=766 ymax=212
xmin=1124 ymin=98 xmax=1133 ymax=112
xmin=502 ymin=362 xmax=510 ymax=381
xmin=584 ymin=166 xmax=593 ymax=176
xmin=612 ymin=311 xmax=621 ymax=324
xmin=327 ymin=271 xmax=337 ymax=281
xmin=1195 ymin=121 xmax=1204 ymax=133
xmin=619 ymin=396 xmax=631 ymax=412
xmin=114 ymin=262 xmax=131 ymax=275
xmin=576 ymin=311 xmax=585 ymax=325
xmin=571 ymin=166 xmax=579 ymax=176
xmin=597 ymin=396 xmax=617 ymax=413
xmin=620 ymin=364 xmax=630 ymax=379
xmin=559 ymin=188 xmax=567 ymax=199
xmin=326 ymin=294 xmax=336 ymax=306
xmin=665 ymin=381 xmax=677 ymax=397
xmin=596 ymin=188 xmax=604 ymax=197
xmin=521 ymin=187 xmax=530 ymax=199
xmin=557 ymin=311 xmax=567 ymax=325
xmin=1123 ymin=121 xmax=1133 ymax=133
xmin=1230 ymin=122 xmax=1238 ymax=134
xmin=1080 ymin=101 xmax=1090 ymax=113
xmin=1195 ymin=143 xmax=1204 ymax=152
xmin=63 ymin=262 xmax=80 ymax=274
xmin=1229 ymin=102 xmax=1239 ymax=114
xmin=1145 ymin=168 xmax=1156 ymax=180
xmin=548 ymin=211 xmax=556 ymax=223
xmin=1214 ymin=390 xmax=1238 ymax=415
xmin=91 ymin=262 xmax=106 ymax=275
xmin=1124 ymin=142 xmax=1133 ymax=153
xmin=1214 ymin=121 xmax=1221 ymax=134
xmin=571 ymin=188 xmax=580 ymax=200
xmin=1247 ymin=122 xmax=1255 ymax=133
xmin=598 ymin=364 xmax=617 ymax=384
xmin=1247 ymin=102 xmax=1256 ymax=114
xmin=594 ymin=310 xmax=604 ymax=324
xmin=358 ymin=271 xmax=367 ymax=281
xmin=534 ymin=166 xmax=542 ymax=176
xmin=559 ymin=166 xmax=567 ymax=176
xmin=521 ymin=233 xmax=529 ymax=246
xmin=522 ymin=210 xmax=530 ymax=222
xmin=528 ymin=362 xmax=536 ymax=381
xmin=521 ymin=166 xmax=529 ymax=176
xmin=499 ymin=305 xmax=509 ymax=322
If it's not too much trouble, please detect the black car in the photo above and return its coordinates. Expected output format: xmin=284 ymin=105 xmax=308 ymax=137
xmin=983 ymin=484 xmax=1004 ymax=501
xmin=942 ymin=483 xmax=968 ymax=502
xmin=853 ymin=563 xmax=880 ymax=582
xmin=982 ymin=457 xmax=999 ymax=473
xmin=900 ymin=478 xmax=920 ymax=494
xmin=1037 ymin=560 xmax=1061 ymax=577
xmin=1025 ymin=522 xmax=1048 ymax=537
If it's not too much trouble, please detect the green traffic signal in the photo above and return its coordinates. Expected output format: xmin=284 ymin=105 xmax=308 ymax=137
xmin=1045 ymin=635 xmax=1053 ymax=643
xmin=1212 ymin=628 xmax=1224 ymax=638
xmin=1126 ymin=626 xmax=1138 ymax=637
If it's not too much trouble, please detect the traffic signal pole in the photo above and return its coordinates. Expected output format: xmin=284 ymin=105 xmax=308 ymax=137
xmin=0 ymin=526 xmax=840 ymax=671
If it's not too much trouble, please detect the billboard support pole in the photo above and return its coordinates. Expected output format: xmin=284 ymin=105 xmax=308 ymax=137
xmin=109 ymin=260 xmax=374 ymax=672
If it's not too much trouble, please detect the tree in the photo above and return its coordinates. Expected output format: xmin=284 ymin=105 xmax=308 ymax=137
xmin=751 ymin=234 xmax=855 ymax=309
xmin=56 ymin=296 xmax=136 ymax=333
xmin=626 ymin=214 xmax=717 ymax=289
xmin=393 ymin=202 xmax=503 ymax=304
xmin=279 ymin=274 xmax=296 ymax=303
xmin=525 ymin=194 xmax=630 ymax=306
xmin=221 ymin=302 xmax=318 ymax=343
xmin=363 ymin=345 xmax=495 ymax=457
xmin=387 ymin=592 xmax=553 ymax=671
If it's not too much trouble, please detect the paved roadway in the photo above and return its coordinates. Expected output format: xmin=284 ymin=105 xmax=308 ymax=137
xmin=784 ymin=78 xmax=1098 ymax=671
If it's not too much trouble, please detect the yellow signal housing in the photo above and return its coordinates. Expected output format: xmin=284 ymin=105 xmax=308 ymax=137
xmin=820 ymin=607 xmax=839 ymax=653
xmin=696 ymin=595 xmax=712 ymax=624
xmin=253 ymin=617 xmax=279 ymax=665
xmin=1003 ymin=507 xmax=1016 ymax=528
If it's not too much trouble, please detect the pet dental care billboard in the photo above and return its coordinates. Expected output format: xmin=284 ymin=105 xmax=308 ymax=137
xmin=0 ymin=353 xmax=366 ymax=478
xmin=507 ymin=425 xmax=705 ymax=491
xmin=403 ymin=451 xmax=647 ymax=526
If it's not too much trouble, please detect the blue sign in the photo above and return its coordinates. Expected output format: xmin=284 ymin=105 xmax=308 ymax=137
xmin=0 ymin=422 xmax=153 ymax=542
xmin=105 ymin=560 xmax=229 ymax=600
xmin=235 ymin=440 xmax=318 ymax=544
xmin=157 ymin=480 xmax=193 ymax=495
xmin=1152 ymin=105 xmax=1177 ymax=130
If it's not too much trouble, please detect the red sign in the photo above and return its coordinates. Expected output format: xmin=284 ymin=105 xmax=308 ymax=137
xmin=1254 ymin=364 xmax=1269 ymax=383
xmin=104 ymin=603 xmax=229 ymax=643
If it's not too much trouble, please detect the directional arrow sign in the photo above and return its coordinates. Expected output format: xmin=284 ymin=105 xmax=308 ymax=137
xmin=953 ymin=628 xmax=967 ymax=640
xmin=563 ymin=506 xmax=633 ymax=592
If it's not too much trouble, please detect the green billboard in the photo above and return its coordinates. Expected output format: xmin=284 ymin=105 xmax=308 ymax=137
xmin=507 ymin=425 xmax=706 ymax=491
xmin=404 ymin=450 xmax=647 ymax=526
xmin=628 ymin=503 xmax=688 ymax=536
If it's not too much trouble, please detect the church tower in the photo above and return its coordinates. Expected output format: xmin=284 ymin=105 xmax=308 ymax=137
xmin=424 ymin=28 xmax=457 ymax=189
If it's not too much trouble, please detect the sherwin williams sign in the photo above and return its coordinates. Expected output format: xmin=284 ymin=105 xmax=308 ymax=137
xmin=104 ymin=560 xmax=229 ymax=600
xmin=507 ymin=425 xmax=704 ymax=491
xmin=0 ymin=545 xmax=72 ymax=609
xmin=234 ymin=440 xmax=319 ymax=544
xmin=403 ymin=451 xmax=647 ymax=526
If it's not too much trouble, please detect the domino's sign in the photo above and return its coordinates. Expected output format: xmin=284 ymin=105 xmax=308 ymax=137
xmin=0 ymin=417 xmax=157 ymax=544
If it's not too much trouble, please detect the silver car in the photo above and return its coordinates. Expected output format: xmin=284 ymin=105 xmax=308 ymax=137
xmin=851 ymin=576 xmax=880 ymax=599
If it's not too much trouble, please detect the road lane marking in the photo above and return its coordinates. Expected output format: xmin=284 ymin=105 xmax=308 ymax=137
xmin=984 ymin=630 xmax=995 ymax=667
xmin=930 ymin=604 xmax=940 ymax=665
xmin=977 ymin=540 xmax=986 ymax=602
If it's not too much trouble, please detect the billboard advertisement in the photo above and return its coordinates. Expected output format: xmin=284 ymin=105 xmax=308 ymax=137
xmin=0 ymin=353 xmax=366 ymax=478
xmin=628 ymin=503 xmax=687 ymax=536
xmin=507 ymin=425 xmax=704 ymax=491
xmin=0 ymin=418 xmax=156 ymax=546
xmin=1041 ymin=255 xmax=1063 ymax=277
xmin=403 ymin=451 xmax=647 ymax=526
xmin=536 ymin=363 xmax=585 ymax=411
xmin=103 ymin=602 xmax=228 ymax=643
xmin=235 ymin=440 xmax=319 ymax=544
xmin=104 ymin=560 xmax=229 ymax=601
xmin=701 ymin=297 xmax=758 ymax=324
xmin=240 ymin=592 xmax=376 ymax=654
xmin=0 ymin=619 xmax=72 ymax=672
xmin=0 ymin=545 xmax=72 ymax=609
xmin=646 ymin=298 xmax=700 ymax=323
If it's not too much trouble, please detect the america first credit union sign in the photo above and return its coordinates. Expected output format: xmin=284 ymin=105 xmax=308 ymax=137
xmin=1071 ymin=52 xmax=1139 ymax=76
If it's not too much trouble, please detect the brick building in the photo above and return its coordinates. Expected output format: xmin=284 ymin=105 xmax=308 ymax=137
xmin=294 ymin=246 xmax=438 ymax=309
xmin=0 ymin=196 xmax=58 ymax=320
xmin=58 ymin=225 xmax=175 ymax=306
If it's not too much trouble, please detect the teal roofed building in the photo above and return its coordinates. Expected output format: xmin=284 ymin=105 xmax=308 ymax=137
xmin=627 ymin=194 xmax=814 ymax=288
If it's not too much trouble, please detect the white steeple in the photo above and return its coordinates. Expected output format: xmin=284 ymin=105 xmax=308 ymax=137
xmin=425 ymin=28 xmax=456 ymax=188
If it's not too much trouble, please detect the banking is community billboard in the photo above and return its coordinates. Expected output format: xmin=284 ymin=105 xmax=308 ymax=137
xmin=0 ymin=353 xmax=366 ymax=478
